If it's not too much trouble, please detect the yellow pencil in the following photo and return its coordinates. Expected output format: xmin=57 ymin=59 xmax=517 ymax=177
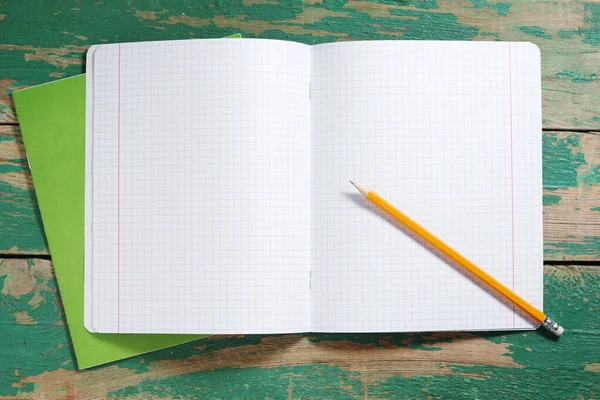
xmin=350 ymin=181 xmax=564 ymax=337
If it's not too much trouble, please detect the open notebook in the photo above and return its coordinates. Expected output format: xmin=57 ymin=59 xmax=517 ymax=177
xmin=85 ymin=39 xmax=542 ymax=334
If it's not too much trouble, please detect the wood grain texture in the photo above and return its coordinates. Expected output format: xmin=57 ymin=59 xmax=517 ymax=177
xmin=2 ymin=125 xmax=598 ymax=260
xmin=0 ymin=258 xmax=598 ymax=399
xmin=0 ymin=0 xmax=600 ymax=128
xmin=0 ymin=126 xmax=47 ymax=255
xmin=1 ymin=1 xmax=599 ymax=398
xmin=543 ymin=131 xmax=600 ymax=261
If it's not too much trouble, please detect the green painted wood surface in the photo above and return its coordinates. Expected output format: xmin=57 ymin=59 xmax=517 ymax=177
xmin=1 ymin=0 xmax=600 ymax=128
xmin=1 ymin=0 xmax=600 ymax=398
xmin=1 ymin=259 xmax=598 ymax=398
xmin=542 ymin=131 xmax=600 ymax=261
xmin=0 ymin=126 xmax=47 ymax=255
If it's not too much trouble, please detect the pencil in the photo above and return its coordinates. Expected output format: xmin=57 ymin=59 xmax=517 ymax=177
xmin=350 ymin=181 xmax=564 ymax=337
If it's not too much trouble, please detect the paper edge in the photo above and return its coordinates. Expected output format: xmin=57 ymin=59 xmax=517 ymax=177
xmin=79 ymin=335 xmax=212 ymax=369
xmin=13 ymin=74 xmax=83 ymax=93
xmin=90 ymin=37 xmax=308 ymax=52
xmin=530 ymin=41 xmax=544 ymax=313
xmin=84 ymin=44 xmax=99 ymax=333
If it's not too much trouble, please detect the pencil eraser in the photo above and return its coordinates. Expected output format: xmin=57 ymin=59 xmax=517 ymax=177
xmin=555 ymin=325 xmax=564 ymax=337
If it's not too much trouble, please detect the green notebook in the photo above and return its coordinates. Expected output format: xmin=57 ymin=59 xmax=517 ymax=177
xmin=13 ymin=34 xmax=240 ymax=368
xmin=14 ymin=75 xmax=208 ymax=368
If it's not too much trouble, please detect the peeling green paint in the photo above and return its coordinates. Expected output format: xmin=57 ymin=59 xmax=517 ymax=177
xmin=0 ymin=135 xmax=16 ymax=143
xmin=0 ymin=164 xmax=25 ymax=174
xmin=236 ymin=4 xmax=303 ymax=21
xmin=0 ymin=180 xmax=47 ymax=254
xmin=479 ymin=31 xmax=500 ymax=38
xmin=386 ymin=9 xmax=478 ymax=39
xmin=295 ymin=6 xmax=480 ymax=41
xmin=0 ymin=0 xmax=599 ymax=128
xmin=0 ymin=260 xmax=73 ymax=397
xmin=582 ymin=1 xmax=600 ymax=46
xmin=519 ymin=25 xmax=552 ymax=39
xmin=557 ymin=2 xmax=600 ymax=46
xmin=542 ymin=134 xmax=586 ymax=190
xmin=543 ymin=194 xmax=561 ymax=206
xmin=555 ymin=70 xmax=598 ymax=83
xmin=107 ymin=365 xmax=364 ymax=399
xmin=580 ymin=164 xmax=600 ymax=185
xmin=0 ymin=0 xmax=478 ymax=50
xmin=558 ymin=29 xmax=578 ymax=39
xmin=545 ymin=236 xmax=600 ymax=257
xmin=470 ymin=0 xmax=510 ymax=16
xmin=567 ymin=134 xmax=580 ymax=147
xmin=378 ymin=0 xmax=439 ymax=10
xmin=3 ymin=267 xmax=594 ymax=399
xmin=591 ymin=206 xmax=600 ymax=212
xmin=370 ymin=365 xmax=599 ymax=399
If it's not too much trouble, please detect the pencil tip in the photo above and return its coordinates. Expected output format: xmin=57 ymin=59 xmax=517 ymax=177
xmin=350 ymin=181 xmax=369 ymax=196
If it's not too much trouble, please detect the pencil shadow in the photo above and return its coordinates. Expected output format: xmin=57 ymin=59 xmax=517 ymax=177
xmin=344 ymin=192 xmax=535 ymax=328
xmin=81 ymin=52 xmax=87 ymax=74
xmin=85 ymin=333 xmax=304 ymax=372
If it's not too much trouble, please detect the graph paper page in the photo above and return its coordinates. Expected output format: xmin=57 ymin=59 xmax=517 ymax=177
xmin=310 ymin=41 xmax=543 ymax=332
xmin=85 ymin=39 xmax=311 ymax=334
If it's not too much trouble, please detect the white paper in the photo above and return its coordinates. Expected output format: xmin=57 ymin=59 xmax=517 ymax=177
xmin=310 ymin=41 xmax=542 ymax=332
xmin=86 ymin=39 xmax=312 ymax=334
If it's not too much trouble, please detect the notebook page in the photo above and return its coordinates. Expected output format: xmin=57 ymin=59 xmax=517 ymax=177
xmin=85 ymin=39 xmax=311 ymax=334
xmin=310 ymin=41 xmax=542 ymax=332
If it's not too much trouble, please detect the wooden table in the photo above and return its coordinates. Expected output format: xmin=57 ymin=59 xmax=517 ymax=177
xmin=1 ymin=1 xmax=599 ymax=398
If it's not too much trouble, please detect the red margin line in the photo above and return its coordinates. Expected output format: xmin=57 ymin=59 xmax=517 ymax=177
xmin=117 ymin=44 xmax=121 ymax=333
xmin=508 ymin=43 xmax=515 ymax=327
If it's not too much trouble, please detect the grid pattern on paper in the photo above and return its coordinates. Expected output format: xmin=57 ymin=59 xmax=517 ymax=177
xmin=88 ymin=39 xmax=312 ymax=334
xmin=309 ymin=41 xmax=543 ymax=333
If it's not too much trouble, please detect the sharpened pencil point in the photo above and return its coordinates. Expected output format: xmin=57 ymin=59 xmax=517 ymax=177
xmin=350 ymin=181 xmax=369 ymax=197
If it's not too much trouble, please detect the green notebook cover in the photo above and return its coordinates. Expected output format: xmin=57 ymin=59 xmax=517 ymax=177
xmin=13 ymin=75 xmax=208 ymax=369
xmin=13 ymin=34 xmax=240 ymax=369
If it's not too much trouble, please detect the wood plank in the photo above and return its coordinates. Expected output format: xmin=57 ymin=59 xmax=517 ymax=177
xmin=0 ymin=0 xmax=600 ymax=128
xmin=0 ymin=125 xmax=48 ymax=255
xmin=0 ymin=258 xmax=597 ymax=398
xmin=543 ymin=131 xmax=600 ymax=261
xmin=2 ymin=125 xmax=599 ymax=261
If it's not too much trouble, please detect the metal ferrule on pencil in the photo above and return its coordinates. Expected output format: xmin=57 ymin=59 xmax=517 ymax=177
xmin=541 ymin=316 xmax=564 ymax=336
